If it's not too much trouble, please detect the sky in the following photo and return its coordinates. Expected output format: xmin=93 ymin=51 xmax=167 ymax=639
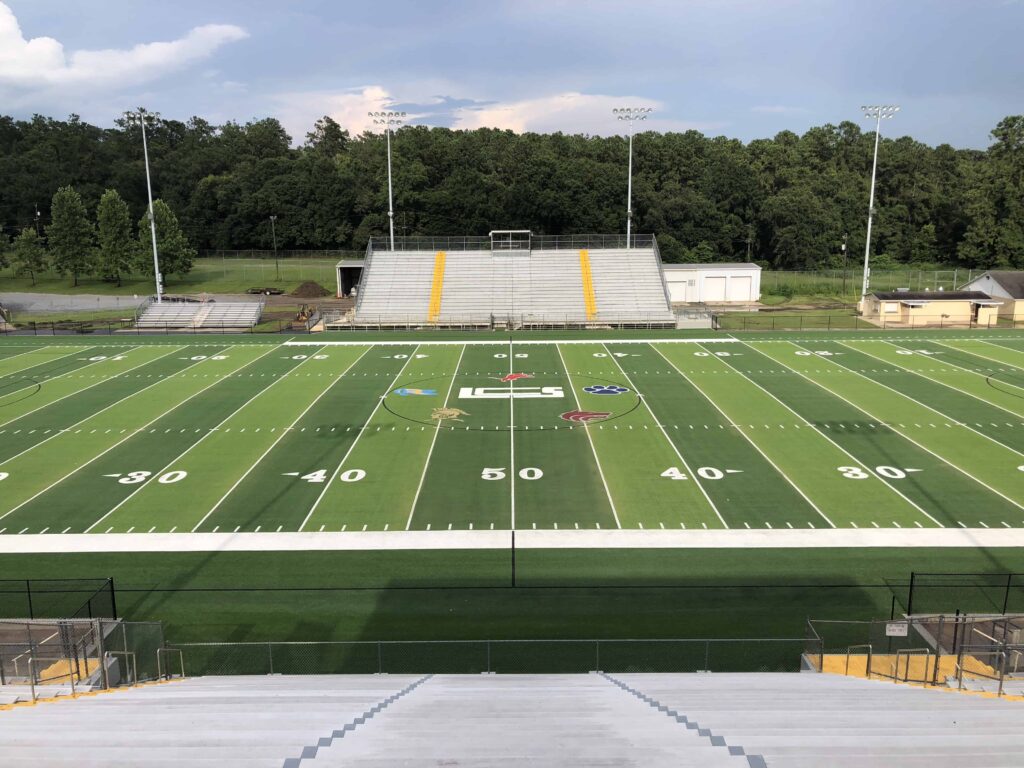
xmin=1 ymin=0 xmax=1021 ymax=148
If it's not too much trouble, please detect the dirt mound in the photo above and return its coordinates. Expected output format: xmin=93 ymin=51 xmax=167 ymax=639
xmin=291 ymin=281 xmax=331 ymax=298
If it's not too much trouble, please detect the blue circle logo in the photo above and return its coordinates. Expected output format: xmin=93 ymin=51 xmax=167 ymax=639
xmin=582 ymin=384 xmax=630 ymax=396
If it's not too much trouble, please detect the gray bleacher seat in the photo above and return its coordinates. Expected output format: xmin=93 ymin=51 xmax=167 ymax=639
xmin=135 ymin=302 xmax=262 ymax=329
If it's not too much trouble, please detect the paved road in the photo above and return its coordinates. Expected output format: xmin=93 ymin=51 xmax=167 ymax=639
xmin=0 ymin=292 xmax=148 ymax=312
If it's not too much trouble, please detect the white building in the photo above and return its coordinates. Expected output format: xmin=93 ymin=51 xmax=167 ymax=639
xmin=661 ymin=263 xmax=762 ymax=304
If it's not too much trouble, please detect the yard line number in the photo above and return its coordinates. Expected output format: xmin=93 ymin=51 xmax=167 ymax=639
xmin=838 ymin=465 xmax=920 ymax=480
xmin=661 ymin=466 xmax=739 ymax=480
xmin=111 ymin=470 xmax=188 ymax=485
xmin=481 ymin=467 xmax=543 ymax=480
xmin=289 ymin=469 xmax=366 ymax=483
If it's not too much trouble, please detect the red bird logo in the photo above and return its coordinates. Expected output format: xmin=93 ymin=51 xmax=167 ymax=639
xmin=560 ymin=409 xmax=610 ymax=423
xmin=497 ymin=373 xmax=534 ymax=383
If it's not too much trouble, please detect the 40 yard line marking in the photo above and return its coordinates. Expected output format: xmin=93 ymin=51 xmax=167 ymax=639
xmin=0 ymin=345 xmax=180 ymax=430
xmin=652 ymin=344 xmax=835 ymax=529
xmin=0 ymin=344 xmax=261 ymax=524
xmin=405 ymin=344 xmax=466 ymax=531
xmin=603 ymin=343 xmax=728 ymax=529
xmin=732 ymin=342 xmax=944 ymax=527
xmin=191 ymin=345 xmax=369 ymax=531
xmin=85 ymin=344 xmax=325 ymax=533
xmin=299 ymin=345 xmax=422 ymax=531
xmin=556 ymin=343 xmax=621 ymax=528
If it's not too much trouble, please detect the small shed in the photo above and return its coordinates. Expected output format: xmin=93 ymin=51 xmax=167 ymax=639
xmin=959 ymin=271 xmax=1024 ymax=321
xmin=862 ymin=290 xmax=1002 ymax=326
xmin=335 ymin=259 xmax=365 ymax=298
xmin=661 ymin=263 xmax=761 ymax=304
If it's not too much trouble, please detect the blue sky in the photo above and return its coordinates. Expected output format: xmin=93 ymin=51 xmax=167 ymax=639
xmin=1 ymin=0 xmax=1021 ymax=147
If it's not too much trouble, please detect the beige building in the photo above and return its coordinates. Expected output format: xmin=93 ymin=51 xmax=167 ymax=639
xmin=861 ymin=290 xmax=1002 ymax=327
xmin=959 ymin=271 xmax=1024 ymax=322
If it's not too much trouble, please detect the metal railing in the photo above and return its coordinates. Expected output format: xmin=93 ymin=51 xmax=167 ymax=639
xmin=368 ymin=234 xmax=657 ymax=253
xmin=844 ymin=644 xmax=872 ymax=678
xmin=167 ymin=637 xmax=807 ymax=676
xmin=338 ymin=312 xmax=676 ymax=331
xmin=712 ymin=313 xmax=1013 ymax=332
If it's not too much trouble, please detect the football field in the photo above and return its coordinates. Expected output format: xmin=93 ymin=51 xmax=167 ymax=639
xmin=3 ymin=333 xmax=1024 ymax=539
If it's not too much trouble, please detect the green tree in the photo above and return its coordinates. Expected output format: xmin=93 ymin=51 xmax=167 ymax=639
xmin=11 ymin=226 xmax=48 ymax=285
xmin=95 ymin=189 xmax=137 ymax=285
xmin=46 ymin=185 xmax=94 ymax=285
xmin=138 ymin=199 xmax=196 ymax=282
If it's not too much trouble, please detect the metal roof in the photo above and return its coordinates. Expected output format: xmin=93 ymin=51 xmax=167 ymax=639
xmin=970 ymin=271 xmax=1024 ymax=299
xmin=871 ymin=290 xmax=995 ymax=302
xmin=661 ymin=263 xmax=761 ymax=270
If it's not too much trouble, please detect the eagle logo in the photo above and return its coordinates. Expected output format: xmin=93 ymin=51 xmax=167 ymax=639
xmin=431 ymin=407 xmax=470 ymax=422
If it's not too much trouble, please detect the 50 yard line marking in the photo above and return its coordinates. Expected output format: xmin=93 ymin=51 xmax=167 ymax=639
xmin=651 ymin=344 xmax=835 ymax=529
xmin=405 ymin=344 xmax=466 ymax=530
xmin=85 ymin=344 xmax=325 ymax=533
xmin=509 ymin=337 xmax=516 ymax=531
xmin=192 ymin=345 xmax=370 ymax=531
xmin=299 ymin=345 xmax=421 ymax=531
xmin=0 ymin=344 xmax=257 ymax=524
xmin=603 ymin=343 xmax=728 ymax=529
xmin=556 ymin=344 xmax=620 ymax=528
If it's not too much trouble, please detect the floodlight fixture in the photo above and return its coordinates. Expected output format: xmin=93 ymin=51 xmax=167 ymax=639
xmin=612 ymin=106 xmax=654 ymax=248
xmin=858 ymin=104 xmax=901 ymax=305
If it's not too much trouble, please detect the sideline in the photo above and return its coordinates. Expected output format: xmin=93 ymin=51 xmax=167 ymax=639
xmin=0 ymin=527 xmax=1022 ymax=552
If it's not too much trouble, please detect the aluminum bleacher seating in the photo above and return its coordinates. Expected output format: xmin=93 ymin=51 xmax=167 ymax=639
xmin=135 ymin=302 xmax=262 ymax=330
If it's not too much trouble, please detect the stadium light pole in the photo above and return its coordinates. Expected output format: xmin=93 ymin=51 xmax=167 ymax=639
xmin=269 ymin=215 xmax=279 ymax=281
xmin=859 ymin=104 xmax=899 ymax=309
xmin=130 ymin=107 xmax=163 ymax=303
xmin=612 ymin=106 xmax=652 ymax=249
xmin=368 ymin=111 xmax=406 ymax=250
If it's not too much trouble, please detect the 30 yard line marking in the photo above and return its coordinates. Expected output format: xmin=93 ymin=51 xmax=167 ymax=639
xmin=192 ymin=345 xmax=370 ymax=531
xmin=652 ymin=344 xmax=835 ymax=529
xmin=0 ymin=345 xmax=184 ymax=430
xmin=734 ymin=342 xmax=944 ymax=527
xmin=299 ymin=345 xmax=421 ymax=531
xmin=603 ymin=343 xmax=727 ymax=528
xmin=405 ymin=344 xmax=466 ymax=530
xmin=769 ymin=341 xmax=1024 ymax=517
xmin=0 ymin=344 xmax=261 ymax=524
xmin=556 ymin=344 xmax=621 ymax=528
xmin=85 ymin=344 xmax=321 ymax=533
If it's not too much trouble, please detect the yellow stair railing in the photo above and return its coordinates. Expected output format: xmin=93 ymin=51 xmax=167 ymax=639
xmin=579 ymin=249 xmax=597 ymax=321
xmin=427 ymin=250 xmax=447 ymax=323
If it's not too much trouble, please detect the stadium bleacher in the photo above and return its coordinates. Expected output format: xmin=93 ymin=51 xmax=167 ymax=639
xmin=135 ymin=301 xmax=263 ymax=330
xmin=350 ymin=233 xmax=675 ymax=328
xmin=1 ymin=672 xmax=1021 ymax=766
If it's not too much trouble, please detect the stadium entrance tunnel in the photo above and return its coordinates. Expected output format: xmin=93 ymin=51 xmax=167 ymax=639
xmin=383 ymin=372 xmax=642 ymax=431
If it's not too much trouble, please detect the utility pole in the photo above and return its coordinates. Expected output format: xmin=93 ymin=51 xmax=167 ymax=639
xmin=612 ymin=107 xmax=652 ymax=249
xmin=33 ymin=204 xmax=40 ymax=236
xmin=269 ymin=215 xmax=279 ymax=281
xmin=859 ymin=105 xmax=900 ymax=311
xmin=841 ymin=232 xmax=849 ymax=297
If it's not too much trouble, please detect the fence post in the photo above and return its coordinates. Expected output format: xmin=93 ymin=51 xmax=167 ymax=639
xmin=704 ymin=640 xmax=710 ymax=671
xmin=486 ymin=641 xmax=491 ymax=674
xmin=595 ymin=640 xmax=600 ymax=672
xmin=377 ymin=642 xmax=383 ymax=674
xmin=932 ymin=615 xmax=944 ymax=686
xmin=267 ymin=642 xmax=274 ymax=675
xmin=1003 ymin=573 xmax=1013 ymax=615
xmin=109 ymin=577 xmax=118 ymax=620
xmin=907 ymin=571 xmax=915 ymax=616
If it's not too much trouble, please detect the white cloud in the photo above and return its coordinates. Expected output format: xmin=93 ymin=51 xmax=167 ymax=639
xmin=274 ymin=86 xmax=403 ymax=140
xmin=0 ymin=2 xmax=247 ymax=88
xmin=751 ymin=105 xmax=807 ymax=114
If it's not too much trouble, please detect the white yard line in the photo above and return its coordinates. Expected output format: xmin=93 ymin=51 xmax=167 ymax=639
xmin=0 ymin=344 xmax=262 ymax=523
xmin=3 ymin=527 xmax=1024 ymax=552
xmin=793 ymin=341 xmax=1024 ymax=460
xmin=936 ymin=340 xmax=1024 ymax=378
xmin=86 ymin=345 xmax=328 ymax=533
xmin=299 ymin=346 xmax=422 ymax=531
xmin=508 ymin=338 xmax=516 ymax=531
xmin=603 ymin=343 xmax=728 ymax=528
xmin=191 ymin=345 xmax=371 ymax=531
xmin=0 ymin=346 xmax=92 ymax=375
xmin=405 ymin=344 xmax=467 ymax=530
xmin=0 ymin=345 xmax=178 ymax=429
xmin=840 ymin=341 xmax=1024 ymax=420
xmin=768 ymin=341 xmax=1024 ymax=516
xmin=0 ymin=346 xmax=189 ymax=466
xmin=651 ymin=344 xmax=836 ymax=529
xmin=555 ymin=344 xmax=621 ymax=528
xmin=731 ymin=342 xmax=944 ymax=527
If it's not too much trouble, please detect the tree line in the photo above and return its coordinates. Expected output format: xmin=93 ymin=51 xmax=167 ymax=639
xmin=1 ymin=111 xmax=1022 ymax=275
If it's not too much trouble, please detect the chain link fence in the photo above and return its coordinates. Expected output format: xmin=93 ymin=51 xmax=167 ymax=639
xmin=168 ymin=637 xmax=806 ymax=676
xmin=0 ymin=579 xmax=116 ymax=620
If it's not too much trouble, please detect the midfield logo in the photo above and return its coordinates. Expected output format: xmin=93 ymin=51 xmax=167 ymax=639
xmin=458 ymin=386 xmax=564 ymax=399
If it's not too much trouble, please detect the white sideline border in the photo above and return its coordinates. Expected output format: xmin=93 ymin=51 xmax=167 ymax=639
xmin=2 ymin=528 xmax=1024 ymax=553
xmin=283 ymin=338 xmax=739 ymax=346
